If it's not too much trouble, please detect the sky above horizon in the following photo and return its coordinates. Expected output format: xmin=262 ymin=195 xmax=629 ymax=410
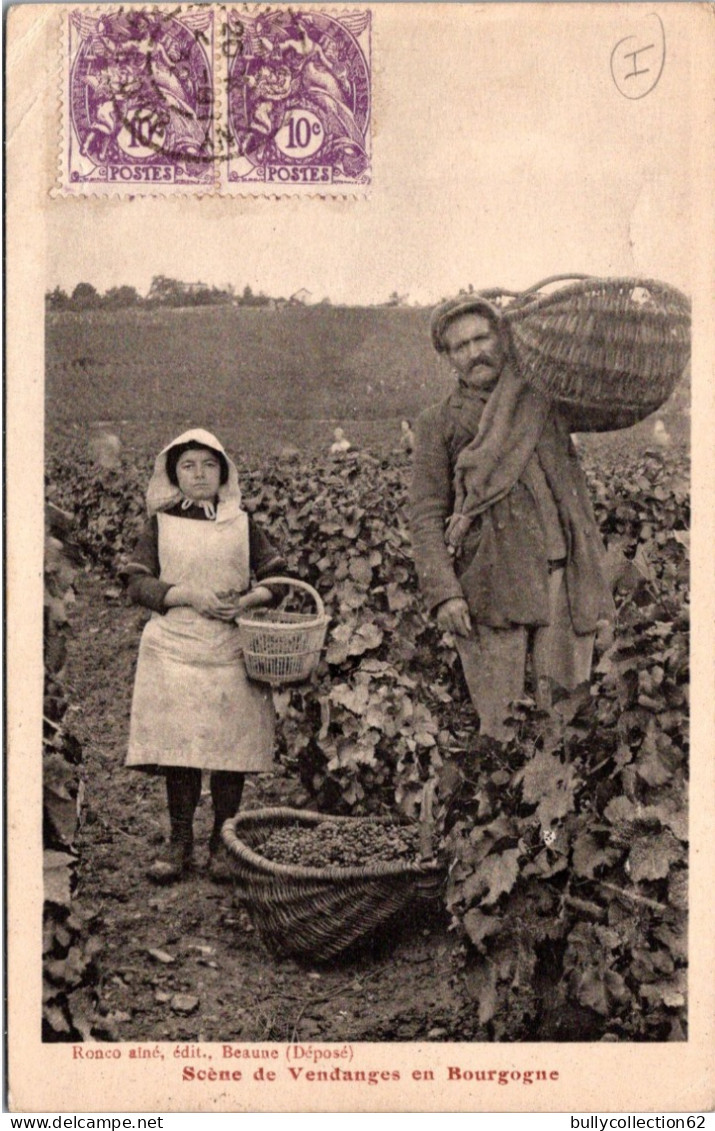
xmin=47 ymin=4 xmax=699 ymax=306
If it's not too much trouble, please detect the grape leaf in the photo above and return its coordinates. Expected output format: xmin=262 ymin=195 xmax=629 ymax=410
xmin=628 ymin=832 xmax=682 ymax=882
xmin=337 ymin=580 xmax=367 ymax=611
xmin=329 ymin=682 xmax=371 ymax=715
xmin=572 ymin=833 xmax=620 ymax=878
xmin=347 ymin=623 xmax=383 ymax=655
xmin=516 ymin=749 xmax=578 ymax=829
xmin=603 ymin=796 xmax=639 ymax=825
xmin=43 ymin=850 xmax=76 ymax=907
xmin=386 ymin=582 xmax=412 ymax=612
xmin=325 ymin=622 xmax=354 ymax=664
xmin=43 ymin=1003 xmax=71 ymax=1035
xmin=667 ymin=870 xmax=688 ymax=910
xmin=471 ymin=848 xmax=521 ymax=906
xmin=463 ymin=909 xmax=502 ymax=950
xmin=639 ymin=973 xmax=686 ymax=1010
xmin=638 ymin=746 xmax=674 ymax=782
xmin=571 ymin=966 xmax=629 ymax=1016
xmin=336 ymin=740 xmax=376 ymax=768
xmin=349 ymin=556 xmax=374 ymax=586
xmin=658 ymin=802 xmax=688 ymax=844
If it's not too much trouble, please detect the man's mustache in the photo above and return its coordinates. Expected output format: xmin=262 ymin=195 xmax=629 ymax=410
xmin=468 ymin=354 xmax=498 ymax=369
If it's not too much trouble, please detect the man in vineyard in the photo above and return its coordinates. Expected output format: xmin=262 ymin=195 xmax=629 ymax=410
xmin=409 ymin=294 xmax=614 ymax=741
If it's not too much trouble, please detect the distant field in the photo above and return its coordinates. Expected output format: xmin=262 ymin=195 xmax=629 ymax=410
xmin=45 ymin=305 xmax=452 ymax=459
xmin=45 ymin=305 xmax=690 ymax=461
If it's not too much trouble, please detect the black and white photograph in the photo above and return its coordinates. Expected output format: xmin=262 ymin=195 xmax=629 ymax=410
xmin=6 ymin=0 xmax=715 ymax=1114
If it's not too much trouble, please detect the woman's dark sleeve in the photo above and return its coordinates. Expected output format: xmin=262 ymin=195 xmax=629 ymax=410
xmin=249 ymin=517 xmax=287 ymax=582
xmin=119 ymin=516 xmax=172 ymax=614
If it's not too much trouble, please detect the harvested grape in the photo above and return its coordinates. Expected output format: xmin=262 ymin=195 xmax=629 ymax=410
xmin=256 ymin=821 xmax=421 ymax=869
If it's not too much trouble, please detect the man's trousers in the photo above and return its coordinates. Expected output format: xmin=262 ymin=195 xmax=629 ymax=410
xmin=454 ymin=568 xmax=595 ymax=741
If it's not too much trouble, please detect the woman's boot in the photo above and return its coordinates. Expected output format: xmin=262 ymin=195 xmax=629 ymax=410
xmin=147 ymin=768 xmax=202 ymax=883
xmin=208 ymin=771 xmax=245 ymax=882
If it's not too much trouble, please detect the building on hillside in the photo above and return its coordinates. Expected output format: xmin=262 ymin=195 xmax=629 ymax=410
xmin=289 ymin=289 xmax=312 ymax=305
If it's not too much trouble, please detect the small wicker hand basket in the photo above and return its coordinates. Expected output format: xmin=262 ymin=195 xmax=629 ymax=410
xmin=222 ymin=807 xmax=445 ymax=961
xmin=236 ymin=577 xmax=329 ymax=686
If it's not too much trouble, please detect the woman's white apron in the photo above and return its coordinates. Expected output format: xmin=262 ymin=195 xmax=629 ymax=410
xmin=126 ymin=512 xmax=275 ymax=772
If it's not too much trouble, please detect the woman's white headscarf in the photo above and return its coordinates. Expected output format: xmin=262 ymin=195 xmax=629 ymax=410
xmin=146 ymin=429 xmax=243 ymax=524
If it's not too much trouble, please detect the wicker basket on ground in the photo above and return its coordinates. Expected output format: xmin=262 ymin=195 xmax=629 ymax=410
xmin=500 ymin=274 xmax=691 ymax=431
xmin=222 ymin=807 xmax=445 ymax=961
xmin=236 ymin=577 xmax=329 ymax=686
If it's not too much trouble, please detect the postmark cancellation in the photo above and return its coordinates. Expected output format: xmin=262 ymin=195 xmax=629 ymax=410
xmin=60 ymin=4 xmax=373 ymax=196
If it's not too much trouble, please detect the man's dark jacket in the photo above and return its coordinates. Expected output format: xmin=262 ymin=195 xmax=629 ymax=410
xmin=409 ymin=385 xmax=614 ymax=633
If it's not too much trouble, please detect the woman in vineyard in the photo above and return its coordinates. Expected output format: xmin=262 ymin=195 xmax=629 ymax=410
xmin=122 ymin=429 xmax=285 ymax=883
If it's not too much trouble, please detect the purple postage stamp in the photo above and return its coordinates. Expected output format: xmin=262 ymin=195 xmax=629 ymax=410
xmin=224 ymin=7 xmax=372 ymax=192
xmin=64 ymin=8 xmax=216 ymax=192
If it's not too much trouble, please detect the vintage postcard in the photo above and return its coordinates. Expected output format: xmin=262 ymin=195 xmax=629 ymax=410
xmin=6 ymin=0 xmax=715 ymax=1115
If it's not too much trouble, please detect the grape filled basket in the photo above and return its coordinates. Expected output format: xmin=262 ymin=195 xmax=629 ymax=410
xmin=236 ymin=577 xmax=329 ymax=686
xmin=222 ymin=807 xmax=445 ymax=961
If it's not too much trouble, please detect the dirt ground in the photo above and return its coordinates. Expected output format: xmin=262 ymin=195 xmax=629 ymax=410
xmin=66 ymin=571 xmax=476 ymax=1044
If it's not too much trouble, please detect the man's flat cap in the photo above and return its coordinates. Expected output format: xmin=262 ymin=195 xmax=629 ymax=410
xmin=430 ymin=294 xmax=503 ymax=354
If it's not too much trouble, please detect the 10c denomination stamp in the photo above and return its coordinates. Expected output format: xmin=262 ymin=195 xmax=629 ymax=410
xmin=65 ymin=7 xmax=217 ymax=190
xmin=225 ymin=8 xmax=371 ymax=191
xmin=60 ymin=5 xmax=372 ymax=195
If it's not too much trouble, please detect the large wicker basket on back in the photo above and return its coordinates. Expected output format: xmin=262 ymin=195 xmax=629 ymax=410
xmin=500 ymin=275 xmax=691 ymax=431
xmin=222 ymin=808 xmax=445 ymax=961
